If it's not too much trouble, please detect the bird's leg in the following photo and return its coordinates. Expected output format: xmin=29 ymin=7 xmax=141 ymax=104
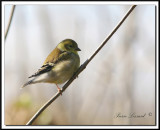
xmin=56 ymin=84 xmax=62 ymax=95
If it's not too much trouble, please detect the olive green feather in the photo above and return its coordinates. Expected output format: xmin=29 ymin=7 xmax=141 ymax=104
xmin=29 ymin=50 xmax=72 ymax=78
xmin=21 ymin=39 xmax=81 ymax=88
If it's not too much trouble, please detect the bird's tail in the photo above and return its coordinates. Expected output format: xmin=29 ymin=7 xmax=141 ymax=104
xmin=21 ymin=79 xmax=34 ymax=89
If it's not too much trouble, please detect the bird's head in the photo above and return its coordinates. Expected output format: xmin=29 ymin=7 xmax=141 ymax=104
xmin=57 ymin=39 xmax=81 ymax=54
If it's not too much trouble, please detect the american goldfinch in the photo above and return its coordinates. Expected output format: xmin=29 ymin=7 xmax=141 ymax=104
xmin=22 ymin=39 xmax=81 ymax=93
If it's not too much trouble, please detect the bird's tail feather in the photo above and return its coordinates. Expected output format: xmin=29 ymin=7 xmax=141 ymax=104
xmin=21 ymin=79 xmax=34 ymax=89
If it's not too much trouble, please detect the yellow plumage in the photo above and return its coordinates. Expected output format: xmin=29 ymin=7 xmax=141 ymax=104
xmin=22 ymin=39 xmax=81 ymax=92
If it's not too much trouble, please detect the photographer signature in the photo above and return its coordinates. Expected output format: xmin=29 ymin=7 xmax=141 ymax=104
xmin=114 ymin=112 xmax=152 ymax=118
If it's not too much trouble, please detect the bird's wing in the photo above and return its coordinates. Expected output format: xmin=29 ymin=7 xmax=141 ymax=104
xmin=28 ymin=51 xmax=71 ymax=78
xmin=28 ymin=63 xmax=54 ymax=78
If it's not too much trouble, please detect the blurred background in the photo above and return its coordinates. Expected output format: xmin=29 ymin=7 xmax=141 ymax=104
xmin=4 ymin=4 xmax=155 ymax=125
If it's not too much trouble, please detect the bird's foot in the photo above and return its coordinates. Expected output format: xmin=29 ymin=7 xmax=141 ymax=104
xmin=58 ymin=88 xmax=62 ymax=96
xmin=56 ymin=84 xmax=62 ymax=96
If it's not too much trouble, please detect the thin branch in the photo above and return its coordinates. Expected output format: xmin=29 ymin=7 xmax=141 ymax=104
xmin=5 ymin=5 xmax=16 ymax=40
xmin=26 ymin=5 xmax=137 ymax=125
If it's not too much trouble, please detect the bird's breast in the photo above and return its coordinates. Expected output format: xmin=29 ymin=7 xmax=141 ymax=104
xmin=48 ymin=53 xmax=80 ymax=84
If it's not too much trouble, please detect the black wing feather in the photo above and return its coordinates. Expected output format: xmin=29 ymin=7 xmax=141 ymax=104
xmin=28 ymin=51 xmax=70 ymax=78
xmin=28 ymin=63 xmax=54 ymax=78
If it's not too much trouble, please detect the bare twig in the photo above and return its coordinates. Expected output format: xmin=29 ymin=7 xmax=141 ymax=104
xmin=5 ymin=5 xmax=16 ymax=40
xmin=26 ymin=5 xmax=137 ymax=125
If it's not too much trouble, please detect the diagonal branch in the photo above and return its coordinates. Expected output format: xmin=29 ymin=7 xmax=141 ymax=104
xmin=5 ymin=5 xmax=16 ymax=40
xmin=26 ymin=5 xmax=137 ymax=125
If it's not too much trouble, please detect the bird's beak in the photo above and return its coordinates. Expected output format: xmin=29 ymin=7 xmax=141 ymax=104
xmin=75 ymin=47 xmax=81 ymax=51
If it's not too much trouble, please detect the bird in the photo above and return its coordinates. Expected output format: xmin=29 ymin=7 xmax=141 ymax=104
xmin=21 ymin=39 xmax=81 ymax=94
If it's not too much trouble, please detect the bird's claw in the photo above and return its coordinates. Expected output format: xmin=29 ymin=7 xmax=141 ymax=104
xmin=58 ymin=88 xmax=62 ymax=96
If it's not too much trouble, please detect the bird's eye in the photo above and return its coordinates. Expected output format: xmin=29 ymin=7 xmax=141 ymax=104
xmin=69 ymin=45 xmax=73 ymax=48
